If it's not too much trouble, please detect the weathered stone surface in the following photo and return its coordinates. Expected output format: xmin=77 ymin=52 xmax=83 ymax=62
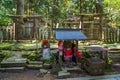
xmin=1 ymin=58 xmax=27 ymax=68
xmin=15 ymin=58 xmax=27 ymax=62
xmin=27 ymin=64 xmax=42 ymax=69
xmin=29 ymin=61 xmax=43 ymax=65
xmin=43 ymin=63 xmax=52 ymax=69
xmin=0 ymin=67 xmax=25 ymax=72
xmin=63 ymin=67 xmax=81 ymax=72
xmin=58 ymin=74 xmax=120 ymax=80
xmin=0 ymin=61 xmax=27 ymax=68
xmin=58 ymin=70 xmax=70 ymax=78
xmin=39 ymin=69 xmax=48 ymax=77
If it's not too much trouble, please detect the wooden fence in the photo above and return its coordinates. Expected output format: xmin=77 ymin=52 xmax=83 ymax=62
xmin=103 ymin=27 xmax=120 ymax=43
xmin=0 ymin=26 xmax=53 ymax=41
xmin=0 ymin=26 xmax=120 ymax=43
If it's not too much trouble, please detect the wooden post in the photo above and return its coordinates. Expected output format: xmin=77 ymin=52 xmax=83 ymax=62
xmin=113 ymin=29 xmax=115 ymax=43
xmin=110 ymin=29 xmax=112 ymax=43
xmin=99 ymin=15 xmax=102 ymax=40
xmin=116 ymin=29 xmax=117 ymax=42
xmin=34 ymin=18 xmax=39 ymax=53
xmin=107 ymin=28 xmax=109 ymax=43
xmin=119 ymin=28 xmax=120 ymax=42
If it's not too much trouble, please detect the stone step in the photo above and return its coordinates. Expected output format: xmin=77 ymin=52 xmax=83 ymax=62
xmin=111 ymin=57 xmax=120 ymax=62
xmin=38 ymin=69 xmax=48 ymax=77
xmin=63 ymin=67 xmax=81 ymax=72
xmin=58 ymin=70 xmax=70 ymax=79
xmin=0 ymin=61 xmax=27 ymax=68
xmin=0 ymin=67 xmax=25 ymax=72
xmin=109 ymin=51 xmax=120 ymax=62
xmin=29 ymin=61 xmax=43 ymax=65
xmin=43 ymin=63 xmax=52 ymax=69
xmin=27 ymin=64 xmax=43 ymax=69
xmin=58 ymin=73 xmax=120 ymax=80
xmin=109 ymin=51 xmax=120 ymax=54
xmin=109 ymin=53 xmax=120 ymax=62
xmin=109 ymin=48 xmax=120 ymax=51
xmin=15 ymin=58 xmax=27 ymax=62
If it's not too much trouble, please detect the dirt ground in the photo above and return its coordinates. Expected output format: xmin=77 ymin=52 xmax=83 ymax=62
xmin=0 ymin=69 xmax=42 ymax=80
xmin=0 ymin=62 xmax=120 ymax=80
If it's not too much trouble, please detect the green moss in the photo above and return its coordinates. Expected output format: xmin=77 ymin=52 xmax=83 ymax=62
xmin=0 ymin=42 xmax=14 ymax=48
xmin=21 ymin=51 xmax=41 ymax=61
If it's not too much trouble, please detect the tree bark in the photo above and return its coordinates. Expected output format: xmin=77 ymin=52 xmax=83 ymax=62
xmin=17 ymin=0 xmax=24 ymax=15
xmin=16 ymin=0 xmax=24 ymax=40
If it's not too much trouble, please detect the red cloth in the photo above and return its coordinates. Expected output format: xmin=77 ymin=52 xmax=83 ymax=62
xmin=64 ymin=48 xmax=72 ymax=60
xmin=58 ymin=40 xmax=62 ymax=46
xmin=58 ymin=41 xmax=63 ymax=52
xmin=58 ymin=46 xmax=64 ymax=52
xmin=74 ymin=49 xmax=82 ymax=58
xmin=43 ymin=40 xmax=48 ymax=44
xmin=64 ymin=48 xmax=72 ymax=56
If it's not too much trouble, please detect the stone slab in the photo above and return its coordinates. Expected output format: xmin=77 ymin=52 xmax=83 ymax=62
xmin=57 ymin=74 xmax=120 ymax=80
xmin=63 ymin=67 xmax=81 ymax=72
xmin=29 ymin=61 xmax=43 ymax=65
xmin=39 ymin=69 xmax=48 ymax=77
xmin=0 ymin=62 xmax=27 ymax=68
xmin=27 ymin=64 xmax=42 ymax=69
xmin=58 ymin=70 xmax=70 ymax=78
xmin=40 ymin=69 xmax=48 ymax=73
xmin=0 ymin=67 xmax=25 ymax=72
xmin=43 ymin=63 xmax=52 ymax=69
xmin=15 ymin=58 xmax=27 ymax=62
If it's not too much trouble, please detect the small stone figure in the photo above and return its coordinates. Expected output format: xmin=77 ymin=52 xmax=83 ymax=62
xmin=64 ymin=46 xmax=72 ymax=66
xmin=58 ymin=40 xmax=64 ymax=65
xmin=42 ymin=40 xmax=51 ymax=60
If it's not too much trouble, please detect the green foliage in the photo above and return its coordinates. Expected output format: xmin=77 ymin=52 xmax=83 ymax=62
xmin=0 ymin=50 xmax=13 ymax=58
xmin=107 ymin=56 xmax=112 ymax=64
xmin=103 ymin=0 xmax=120 ymax=27
xmin=0 ymin=0 xmax=120 ymax=27
xmin=0 ymin=0 xmax=15 ymax=26
xmin=21 ymin=51 xmax=42 ymax=61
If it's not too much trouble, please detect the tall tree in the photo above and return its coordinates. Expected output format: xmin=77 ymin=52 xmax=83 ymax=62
xmin=16 ymin=0 xmax=24 ymax=15
xmin=15 ymin=0 xmax=24 ymax=40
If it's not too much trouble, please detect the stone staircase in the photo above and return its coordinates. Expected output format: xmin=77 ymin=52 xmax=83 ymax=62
xmin=0 ymin=58 xmax=27 ymax=72
xmin=109 ymin=48 xmax=120 ymax=62
xmin=27 ymin=61 xmax=43 ymax=69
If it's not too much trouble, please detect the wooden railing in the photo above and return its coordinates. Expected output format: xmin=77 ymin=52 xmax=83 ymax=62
xmin=0 ymin=25 xmax=120 ymax=43
xmin=103 ymin=27 xmax=120 ymax=43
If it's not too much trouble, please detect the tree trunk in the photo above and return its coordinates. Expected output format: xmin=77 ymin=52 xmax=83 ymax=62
xmin=16 ymin=0 xmax=24 ymax=40
xmin=17 ymin=0 xmax=24 ymax=15
xmin=53 ymin=0 xmax=59 ymax=28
